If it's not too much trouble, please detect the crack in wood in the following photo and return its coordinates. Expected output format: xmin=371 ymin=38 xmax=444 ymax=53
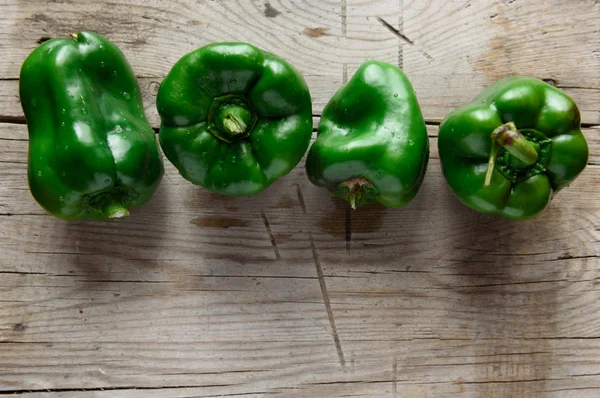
xmin=440 ymin=278 xmax=569 ymax=288
xmin=297 ymin=183 xmax=346 ymax=368
xmin=543 ymin=386 xmax=600 ymax=393
xmin=310 ymin=235 xmax=346 ymax=369
xmin=345 ymin=207 xmax=351 ymax=253
xmin=0 ymin=384 xmax=237 ymax=394
xmin=260 ymin=209 xmax=281 ymax=261
xmin=376 ymin=17 xmax=434 ymax=62
xmin=0 ymin=271 xmax=47 ymax=275
xmin=398 ymin=0 xmax=404 ymax=69
xmin=462 ymin=377 xmax=564 ymax=385
xmin=550 ymin=254 xmax=599 ymax=261
xmin=341 ymin=0 xmax=347 ymax=37
xmin=306 ymin=379 xmax=400 ymax=386
xmin=392 ymin=356 xmax=398 ymax=397
xmin=200 ymin=392 xmax=280 ymax=397
xmin=0 ymin=116 xmax=25 ymax=124
xmin=295 ymin=184 xmax=307 ymax=216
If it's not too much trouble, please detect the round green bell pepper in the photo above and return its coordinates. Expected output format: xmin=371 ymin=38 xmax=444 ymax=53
xmin=157 ymin=43 xmax=313 ymax=196
xmin=20 ymin=32 xmax=163 ymax=220
xmin=438 ymin=76 xmax=589 ymax=220
xmin=305 ymin=61 xmax=430 ymax=208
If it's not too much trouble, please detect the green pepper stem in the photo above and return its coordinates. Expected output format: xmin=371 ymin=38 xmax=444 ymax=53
xmin=484 ymin=122 xmax=538 ymax=187
xmin=102 ymin=202 xmax=130 ymax=219
xmin=339 ymin=177 xmax=373 ymax=210
xmin=216 ymin=104 xmax=253 ymax=138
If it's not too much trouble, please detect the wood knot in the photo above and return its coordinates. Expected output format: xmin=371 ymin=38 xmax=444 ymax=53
xmin=13 ymin=323 xmax=26 ymax=332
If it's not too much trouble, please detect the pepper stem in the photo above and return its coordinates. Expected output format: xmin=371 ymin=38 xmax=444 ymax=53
xmin=484 ymin=122 xmax=539 ymax=187
xmin=339 ymin=177 xmax=374 ymax=210
xmin=216 ymin=104 xmax=253 ymax=138
xmin=102 ymin=202 xmax=130 ymax=219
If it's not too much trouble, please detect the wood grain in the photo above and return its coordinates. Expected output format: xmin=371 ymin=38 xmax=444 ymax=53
xmin=1 ymin=120 xmax=599 ymax=396
xmin=1 ymin=0 xmax=599 ymax=396
xmin=1 ymin=0 xmax=599 ymax=125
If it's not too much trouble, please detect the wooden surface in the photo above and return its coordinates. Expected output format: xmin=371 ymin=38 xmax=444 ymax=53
xmin=0 ymin=0 xmax=599 ymax=396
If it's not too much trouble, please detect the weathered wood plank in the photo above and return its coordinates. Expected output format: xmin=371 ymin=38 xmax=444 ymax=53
xmin=1 ymin=0 xmax=599 ymax=124
xmin=2 ymin=338 xmax=600 ymax=396
xmin=1 ymin=0 xmax=600 ymax=396
xmin=0 ymin=122 xmax=599 ymax=396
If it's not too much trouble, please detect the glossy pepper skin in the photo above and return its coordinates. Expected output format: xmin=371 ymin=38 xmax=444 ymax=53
xmin=438 ymin=76 xmax=589 ymax=220
xmin=305 ymin=61 xmax=429 ymax=208
xmin=157 ymin=43 xmax=313 ymax=196
xmin=20 ymin=32 xmax=163 ymax=220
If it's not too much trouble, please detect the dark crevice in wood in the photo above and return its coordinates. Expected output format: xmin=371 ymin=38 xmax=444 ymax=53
xmin=376 ymin=17 xmax=414 ymax=45
xmin=446 ymin=351 xmax=551 ymax=358
xmin=350 ymin=269 xmax=432 ymax=275
xmin=0 ymin=271 xmax=47 ymax=275
xmin=310 ymin=234 xmax=346 ymax=368
xmin=157 ymin=370 xmax=269 ymax=376
xmin=544 ymin=387 xmax=600 ymax=393
xmin=550 ymin=254 xmax=599 ymax=261
xmin=568 ymin=372 xmax=600 ymax=378
xmin=299 ymin=185 xmax=345 ymax=369
xmin=487 ymin=251 xmax=557 ymax=257
xmin=341 ymin=0 xmax=347 ymax=37
xmin=345 ymin=207 xmax=351 ymax=253
xmin=79 ymin=275 xmax=318 ymax=281
xmin=295 ymin=184 xmax=308 ymax=215
xmin=23 ymin=251 xmax=89 ymax=255
xmin=0 ymin=213 xmax=47 ymax=217
xmin=200 ymin=392 xmax=279 ymax=397
xmin=36 ymin=36 xmax=51 ymax=44
xmin=73 ymin=279 xmax=171 ymax=284
xmin=376 ymin=17 xmax=434 ymax=61
xmin=556 ymin=85 xmax=600 ymax=91
xmin=0 ymin=116 xmax=25 ymax=124
xmin=260 ymin=209 xmax=281 ymax=261
xmin=447 ymin=279 xmax=569 ymax=288
xmin=0 ymin=160 xmax=27 ymax=164
xmin=462 ymin=377 xmax=561 ymax=385
xmin=0 ymin=384 xmax=236 ymax=395
xmin=306 ymin=379 xmax=399 ymax=386
xmin=343 ymin=336 xmax=600 ymax=342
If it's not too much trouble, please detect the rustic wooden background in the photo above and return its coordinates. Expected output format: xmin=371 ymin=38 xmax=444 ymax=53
xmin=1 ymin=0 xmax=599 ymax=397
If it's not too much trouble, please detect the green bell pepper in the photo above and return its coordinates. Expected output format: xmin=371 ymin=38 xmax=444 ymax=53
xmin=438 ymin=76 xmax=589 ymax=220
xmin=305 ymin=61 xmax=429 ymax=208
xmin=20 ymin=32 xmax=163 ymax=220
xmin=157 ymin=43 xmax=313 ymax=196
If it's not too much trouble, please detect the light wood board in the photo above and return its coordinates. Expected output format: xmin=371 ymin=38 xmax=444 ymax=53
xmin=0 ymin=0 xmax=599 ymax=397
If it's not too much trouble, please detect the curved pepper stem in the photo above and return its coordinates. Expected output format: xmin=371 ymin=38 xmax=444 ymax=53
xmin=339 ymin=177 xmax=375 ymax=209
xmin=484 ymin=122 xmax=539 ymax=187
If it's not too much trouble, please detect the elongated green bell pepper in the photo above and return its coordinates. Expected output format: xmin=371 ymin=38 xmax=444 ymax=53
xmin=438 ymin=76 xmax=589 ymax=220
xmin=305 ymin=61 xmax=429 ymax=208
xmin=157 ymin=43 xmax=313 ymax=196
xmin=20 ymin=32 xmax=163 ymax=220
